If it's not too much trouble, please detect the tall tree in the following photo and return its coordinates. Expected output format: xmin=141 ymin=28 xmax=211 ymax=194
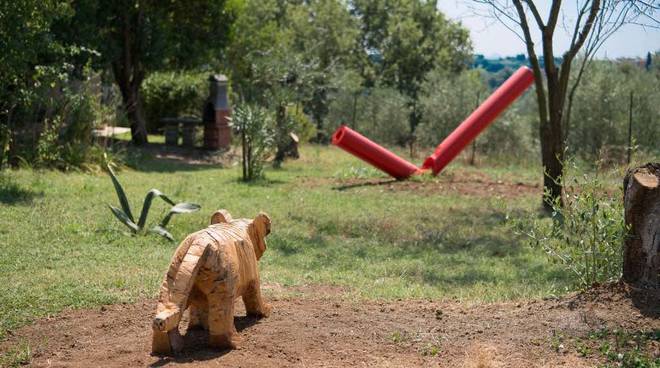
xmin=472 ymin=0 xmax=658 ymax=211
xmin=55 ymin=0 xmax=234 ymax=145
xmin=351 ymin=0 xmax=471 ymax=152
xmin=227 ymin=0 xmax=359 ymax=142
xmin=288 ymin=0 xmax=359 ymax=141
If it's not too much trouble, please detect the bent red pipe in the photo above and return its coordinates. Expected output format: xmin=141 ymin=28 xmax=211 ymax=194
xmin=332 ymin=125 xmax=419 ymax=180
xmin=332 ymin=66 xmax=534 ymax=180
xmin=422 ymin=66 xmax=535 ymax=174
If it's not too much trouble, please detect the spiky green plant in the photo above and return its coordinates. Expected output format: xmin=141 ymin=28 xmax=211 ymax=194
xmin=105 ymin=161 xmax=200 ymax=241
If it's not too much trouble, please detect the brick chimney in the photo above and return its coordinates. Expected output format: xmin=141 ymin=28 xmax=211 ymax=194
xmin=203 ymin=74 xmax=231 ymax=150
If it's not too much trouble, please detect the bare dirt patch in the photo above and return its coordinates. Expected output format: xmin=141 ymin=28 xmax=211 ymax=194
xmin=2 ymin=283 xmax=657 ymax=367
xmin=310 ymin=170 xmax=541 ymax=198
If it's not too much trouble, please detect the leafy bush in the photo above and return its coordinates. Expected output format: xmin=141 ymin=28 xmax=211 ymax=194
xmin=4 ymin=63 xmax=110 ymax=171
xmin=509 ymin=167 xmax=625 ymax=289
xmin=142 ymin=71 xmax=208 ymax=132
xmin=233 ymin=104 xmax=275 ymax=181
xmin=105 ymin=160 xmax=200 ymax=241
xmin=287 ymin=104 xmax=316 ymax=143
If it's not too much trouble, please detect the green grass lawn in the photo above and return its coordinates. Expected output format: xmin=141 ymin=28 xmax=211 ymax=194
xmin=0 ymin=144 xmax=576 ymax=339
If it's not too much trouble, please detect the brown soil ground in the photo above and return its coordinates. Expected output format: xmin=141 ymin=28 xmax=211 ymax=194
xmin=312 ymin=170 xmax=540 ymax=198
xmin=2 ymin=283 xmax=658 ymax=368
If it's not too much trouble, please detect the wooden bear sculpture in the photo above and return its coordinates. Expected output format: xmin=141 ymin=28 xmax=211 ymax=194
xmin=152 ymin=209 xmax=272 ymax=354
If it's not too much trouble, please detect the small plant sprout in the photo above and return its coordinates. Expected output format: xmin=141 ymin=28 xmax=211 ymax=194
xmin=105 ymin=159 xmax=200 ymax=241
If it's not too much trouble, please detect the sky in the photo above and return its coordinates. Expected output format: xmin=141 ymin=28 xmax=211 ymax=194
xmin=437 ymin=1 xmax=660 ymax=59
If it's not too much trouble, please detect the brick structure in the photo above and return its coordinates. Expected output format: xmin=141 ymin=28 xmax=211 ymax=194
xmin=203 ymin=75 xmax=231 ymax=150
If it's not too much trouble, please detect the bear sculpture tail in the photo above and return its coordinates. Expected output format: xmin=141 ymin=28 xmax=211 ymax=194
xmin=153 ymin=238 xmax=211 ymax=333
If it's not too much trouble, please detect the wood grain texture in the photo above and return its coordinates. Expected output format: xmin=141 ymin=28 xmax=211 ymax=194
xmin=623 ymin=163 xmax=660 ymax=288
xmin=152 ymin=210 xmax=272 ymax=355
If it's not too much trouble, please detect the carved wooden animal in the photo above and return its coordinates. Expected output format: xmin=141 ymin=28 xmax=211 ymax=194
xmin=152 ymin=209 xmax=272 ymax=354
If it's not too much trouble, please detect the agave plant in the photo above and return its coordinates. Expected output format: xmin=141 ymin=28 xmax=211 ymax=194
xmin=105 ymin=162 xmax=200 ymax=241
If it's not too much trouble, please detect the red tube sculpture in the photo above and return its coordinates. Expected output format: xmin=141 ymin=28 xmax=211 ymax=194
xmin=331 ymin=66 xmax=534 ymax=180
xmin=422 ymin=66 xmax=535 ymax=174
xmin=332 ymin=125 xmax=419 ymax=180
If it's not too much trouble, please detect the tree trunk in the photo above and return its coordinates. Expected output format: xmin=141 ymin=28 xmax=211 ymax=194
xmin=351 ymin=92 xmax=358 ymax=129
xmin=622 ymin=163 xmax=660 ymax=288
xmin=117 ymin=81 xmax=148 ymax=145
xmin=274 ymin=103 xmax=287 ymax=167
xmin=111 ymin=10 xmax=148 ymax=146
xmin=539 ymin=113 xmax=564 ymax=211
xmin=408 ymin=101 xmax=421 ymax=158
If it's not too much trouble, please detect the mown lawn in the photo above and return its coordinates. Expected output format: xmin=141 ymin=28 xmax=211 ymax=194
xmin=0 ymin=144 xmax=574 ymax=340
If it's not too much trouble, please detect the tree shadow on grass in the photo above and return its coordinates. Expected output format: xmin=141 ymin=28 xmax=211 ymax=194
xmin=148 ymin=315 xmax=260 ymax=367
xmin=0 ymin=176 xmax=42 ymax=205
xmin=332 ymin=179 xmax=398 ymax=191
xmin=232 ymin=177 xmax=287 ymax=187
xmin=106 ymin=139 xmax=231 ymax=173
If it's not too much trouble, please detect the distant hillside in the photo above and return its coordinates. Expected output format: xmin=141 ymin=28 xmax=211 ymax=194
xmin=472 ymin=53 xmax=655 ymax=88
xmin=472 ymin=54 xmax=560 ymax=88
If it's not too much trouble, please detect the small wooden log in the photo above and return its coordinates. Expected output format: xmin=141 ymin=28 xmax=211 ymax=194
xmin=151 ymin=329 xmax=184 ymax=355
xmin=623 ymin=163 xmax=660 ymax=287
xmin=152 ymin=329 xmax=172 ymax=355
xmin=284 ymin=132 xmax=300 ymax=159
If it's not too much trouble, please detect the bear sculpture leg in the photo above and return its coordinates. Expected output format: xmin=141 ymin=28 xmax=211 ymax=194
xmin=207 ymin=288 xmax=241 ymax=349
xmin=187 ymin=288 xmax=209 ymax=330
xmin=243 ymin=280 xmax=271 ymax=318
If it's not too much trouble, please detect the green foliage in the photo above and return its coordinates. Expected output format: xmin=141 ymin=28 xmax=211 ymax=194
xmin=50 ymin=0 xmax=236 ymax=144
xmin=142 ymin=71 xmax=208 ymax=132
xmin=233 ymin=104 xmax=276 ymax=181
xmin=585 ymin=329 xmax=660 ymax=368
xmin=417 ymin=69 xmax=487 ymax=147
xmin=509 ymin=165 xmax=625 ymax=289
xmin=328 ymin=86 xmax=410 ymax=145
xmin=105 ymin=160 xmax=200 ymax=241
xmin=567 ymin=59 xmax=660 ymax=160
xmin=287 ymin=104 xmax=317 ymax=143
xmin=351 ymin=0 xmax=472 ymax=140
xmin=227 ymin=0 xmax=324 ymax=150
xmin=287 ymin=0 xmax=359 ymax=135
xmin=0 ymin=340 xmax=32 ymax=367
xmin=0 ymin=0 xmax=105 ymax=170
xmin=5 ymin=62 xmax=114 ymax=171
xmin=0 ymin=0 xmax=72 ymax=107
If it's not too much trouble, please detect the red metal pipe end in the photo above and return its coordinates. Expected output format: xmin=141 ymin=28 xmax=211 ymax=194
xmin=332 ymin=125 xmax=346 ymax=145
xmin=332 ymin=125 xmax=419 ymax=180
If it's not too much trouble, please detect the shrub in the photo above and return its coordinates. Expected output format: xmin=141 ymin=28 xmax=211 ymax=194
xmin=287 ymin=104 xmax=316 ymax=143
xmin=4 ymin=64 xmax=109 ymax=171
xmin=508 ymin=166 xmax=625 ymax=289
xmin=233 ymin=104 xmax=275 ymax=181
xmin=142 ymin=71 xmax=208 ymax=133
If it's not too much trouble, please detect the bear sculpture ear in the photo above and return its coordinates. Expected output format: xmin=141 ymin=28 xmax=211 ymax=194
xmin=249 ymin=212 xmax=271 ymax=260
xmin=210 ymin=209 xmax=233 ymax=225
xmin=253 ymin=212 xmax=271 ymax=235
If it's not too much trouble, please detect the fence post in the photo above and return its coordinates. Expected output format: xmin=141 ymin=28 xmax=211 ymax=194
xmin=469 ymin=91 xmax=481 ymax=166
xmin=627 ymin=90 xmax=634 ymax=165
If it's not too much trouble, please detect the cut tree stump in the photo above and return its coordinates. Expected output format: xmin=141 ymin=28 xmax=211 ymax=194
xmin=622 ymin=163 xmax=660 ymax=287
